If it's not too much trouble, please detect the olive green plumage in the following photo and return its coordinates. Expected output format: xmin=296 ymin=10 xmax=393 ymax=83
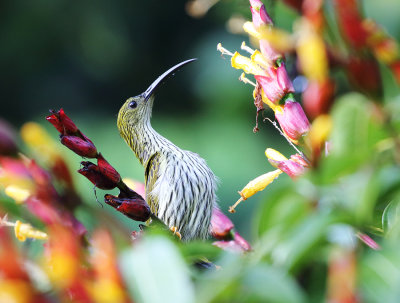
xmin=117 ymin=60 xmax=217 ymax=241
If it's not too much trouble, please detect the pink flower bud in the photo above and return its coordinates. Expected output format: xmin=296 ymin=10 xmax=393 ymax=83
xmin=290 ymin=154 xmax=309 ymax=167
xmin=46 ymin=109 xmax=78 ymax=135
xmin=268 ymin=159 xmax=306 ymax=179
xmin=275 ymin=100 xmax=310 ymax=142
xmin=233 ymin=231 xmax=252 ymax=251
xmin=255 ymin=64 xmax=294 ymax=104
xmin=78 ymin=161 xmax=117 ymax=190
xmin=249 ymin=0 xmax=265 ymax=11
xmin=104 ymin=194 xmax=151 ymax=222
xmin=60 ymin=135 xmax=98 ymax=158
xmin=97 ymin=153 xmax=121 ymax=185
xmin=213 ymin=240 xmax=246 ymax=253
xmin=250 ymin=5 xmax=273 ymax=28
xmin=210 ymin=208 xmax=234 ymax=239
xmin=213 ymin=232 xmax=251 ymax=253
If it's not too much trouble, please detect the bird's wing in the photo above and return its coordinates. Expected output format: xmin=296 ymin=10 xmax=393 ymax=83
xmin=144 ymin=152 xmax=162 ymax=215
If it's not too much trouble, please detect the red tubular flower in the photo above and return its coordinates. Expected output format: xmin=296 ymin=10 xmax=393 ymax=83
xmin=97 ymin=153 xmax=121 ymax=185
xmin=333 ymin=0 xmax=368 ymax=49
xmin=346 ymin=57 xmax=382 ymax=99
xmin=269 ymin=159 xmax=306 ymax=179
xmin=104 ymin=194 xmax=151 ymax=222
xmin=78 ymin=162 xmax=118 ymax=190
xmin=275 ymin=100 xmax=310 ymax=142
xmin=302 ymin=79 xmax=336 ymax=120
xmin=46 ymin=109 xmax=78 ymax=135
xmin=255 ymin=63 xmax=294 ymax=104
xmin=210 ymin=208 xmax=234 ymax=239
xmin=60 ymin=135 xmax=98 ymax=158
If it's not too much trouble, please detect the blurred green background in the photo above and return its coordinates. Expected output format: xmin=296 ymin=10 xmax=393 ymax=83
xmin=0 ymin=0 xmax=399 ymax=239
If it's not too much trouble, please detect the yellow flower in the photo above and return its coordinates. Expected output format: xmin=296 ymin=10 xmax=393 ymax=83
xmin=4 ymin=185 xmax=31 ymax=204
xmin=231 ymin=51 xmax=265 ymax=75
xmin=14 ymin=220 xmax=48 ymax=242
xmin=296 ymin=19 xmax=328 ymax=82
xmin=0 ymin=280 xmax=33 ymax=303
xmin=20 ymin=122 xmax=60 ymax=162
xmin=306 ymin=114 xmax=332 ymax=150
xmin=229 ymin=169 xmax=282 ymax=213
xmin=243 ymin=22 xmax=293 ymax=52
xmin=265 ymin=148 xmax=288 ymax=162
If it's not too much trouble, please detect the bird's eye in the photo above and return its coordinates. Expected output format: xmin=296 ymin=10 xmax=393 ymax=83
xmin=128 ymin=101 xmax=137 ymax=109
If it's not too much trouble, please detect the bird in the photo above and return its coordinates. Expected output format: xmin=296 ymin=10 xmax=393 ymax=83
xmin=117 ymin=59 xmax=218 ymax=241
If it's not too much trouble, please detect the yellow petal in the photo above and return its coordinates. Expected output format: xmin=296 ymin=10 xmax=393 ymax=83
xmin=231 ymin=52 xmax=265 ymax=75
xmin=260 ymin=89 xmax=282 ymax=112
xmin=265 ymin=148 xmax=288 ymax=161
xmin=14 ymin=220 xmax=48 ymax=242
xmin=243 ymin=22 xmax=294 ymax=52
xmin=251 ymin=50 xmax=269 ymax=69
xmin=296 ymin=19 xmax=328 ymax=82
xmin=307 ymin=114 xmax=332 ymax=148
xmin=4 ymin=185 xmax=31 ymax=204
xmin=239 ymin=169 xmax=282 ymax=200
xmin=20 ymin=122 xmax=59 ymax=161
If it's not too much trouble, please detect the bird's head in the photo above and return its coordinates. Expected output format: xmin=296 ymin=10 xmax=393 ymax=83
xmin=117 ymin=59 xmax=196 ymax=132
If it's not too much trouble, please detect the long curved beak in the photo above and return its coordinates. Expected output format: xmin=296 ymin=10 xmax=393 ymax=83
xmin=143 ymin=58 xmax=197 ymax=101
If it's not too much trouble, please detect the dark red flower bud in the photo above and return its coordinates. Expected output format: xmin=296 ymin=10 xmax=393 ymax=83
xmin=46 ymin=113 xmax=64 ymax=134
xmin=52 ymin=156 xmax=74 ymax=188
xmin=78 ymin=162 xmax=117 ymax=190
xmin=61 ymin=135 xmax=97 ymax=158
xmin=210 ymin=208 xmax=234 ymax=239
xmin=104 ymin=194 xmax=151 ymax=222
xmin=46 ymin=109 xmax=78 ymax=135
xmin=97 ymin=153 xmax=121 ymax=184
xmin=302 ymin=79 xmax=336 ymax=120
xmin=346 ymin=57 xmax=382 ymax=99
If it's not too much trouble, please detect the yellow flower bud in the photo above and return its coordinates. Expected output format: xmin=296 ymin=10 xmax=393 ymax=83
xmin=307 ymin=114 xmax=332 ymax=150
xmin=265 ymin=148 xmax=288 ymax=162
xmin=20 ymin=122 xmax=60 ymax=161
xmin=243 ymin=22 xmax=293 ymax=53
xmin=296 ymin=20 xmax=328 ymax=82
xmin=229 ymin=169 xmax=282 ymax=213
xmin=14 ymin=220 xmax=48 ymax=242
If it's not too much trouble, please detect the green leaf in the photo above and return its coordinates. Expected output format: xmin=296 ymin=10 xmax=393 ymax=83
xmin=241 ymin=265 xmax=306 ymax=303
xmin=320 ymin=93 xmax=387 ymax=183
xmin=360 ymin=245 xmax=400 ymax=303
xmin=119 ymin=236 xmax=195 ymax=303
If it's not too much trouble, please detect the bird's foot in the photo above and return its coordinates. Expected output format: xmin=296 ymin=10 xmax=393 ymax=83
xmin=170 ymin=226 xmax=182 ymax=240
